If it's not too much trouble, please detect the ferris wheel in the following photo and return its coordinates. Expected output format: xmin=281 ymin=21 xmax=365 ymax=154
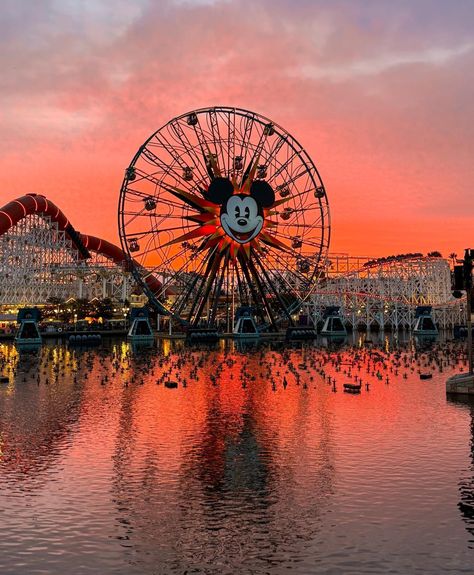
xmin=118 ymin=106 xmax=330 ymax=330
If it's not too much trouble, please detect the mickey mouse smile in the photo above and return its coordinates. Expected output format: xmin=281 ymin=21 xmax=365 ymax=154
xmin=222 ymin=226 xmax=261 ymax=243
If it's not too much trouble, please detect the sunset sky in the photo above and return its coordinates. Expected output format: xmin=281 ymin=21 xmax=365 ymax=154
xmin=0 ymin=0 xmax=473 ymax=257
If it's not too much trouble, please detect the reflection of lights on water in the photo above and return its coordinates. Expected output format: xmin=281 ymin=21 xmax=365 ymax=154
xmin=120 ymin=342 xmax=129 ymax=363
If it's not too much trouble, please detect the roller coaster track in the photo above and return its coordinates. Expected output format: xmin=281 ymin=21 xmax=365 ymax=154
xmin=0 ymin=193 xmax=162 ymax=296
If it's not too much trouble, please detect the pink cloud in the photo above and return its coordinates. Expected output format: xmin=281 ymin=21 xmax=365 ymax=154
xmin=0 ymin=0 xmax=473 ymax=257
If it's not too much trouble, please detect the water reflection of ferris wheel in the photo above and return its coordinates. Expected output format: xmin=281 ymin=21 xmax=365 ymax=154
xmin=118 ymin=107 xmax=330 ymax=330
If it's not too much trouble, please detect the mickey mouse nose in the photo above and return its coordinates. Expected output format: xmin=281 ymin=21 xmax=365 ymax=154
xmin=237 ymin=218 xmax=247 ymax=226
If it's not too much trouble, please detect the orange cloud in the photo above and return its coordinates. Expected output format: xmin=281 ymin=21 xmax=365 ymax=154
xmin=0 ymin=0 xmax=473 ymax=257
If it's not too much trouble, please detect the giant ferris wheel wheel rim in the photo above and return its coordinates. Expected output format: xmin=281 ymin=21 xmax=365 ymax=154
xmin=118 ymin=106 xmax=330 ymax=330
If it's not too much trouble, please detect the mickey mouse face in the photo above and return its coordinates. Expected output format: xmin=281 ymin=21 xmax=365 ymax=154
xmin=207 ymin=177 xmax=275 ymax=245
xmin=221 ymin=195 xmax=263 ymax=243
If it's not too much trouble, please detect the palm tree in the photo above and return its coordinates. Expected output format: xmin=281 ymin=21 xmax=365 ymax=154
xmin=449 ymin=252 xmax=458 ymax=266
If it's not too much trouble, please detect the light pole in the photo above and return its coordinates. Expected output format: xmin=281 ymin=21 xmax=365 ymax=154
xmin=464 ymin=250 xmax=473 ymax=375
xmin=453 ymin=249 xmax=474 ymax=375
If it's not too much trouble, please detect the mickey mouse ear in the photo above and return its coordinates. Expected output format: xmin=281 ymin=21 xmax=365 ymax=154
xmin=249 ymin=180 xmax=275 ymax=207
xmin=206 ymin=177 xmax=234 ymax=205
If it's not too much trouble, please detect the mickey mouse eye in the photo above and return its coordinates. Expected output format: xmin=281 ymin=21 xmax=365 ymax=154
xmin=235 ymin=206 xmax=241 ymax=218
xmin=244 ymin=206 xmax=250 ymax=218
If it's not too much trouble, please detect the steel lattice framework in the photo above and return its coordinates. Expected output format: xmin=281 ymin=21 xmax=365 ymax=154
xmin=0 ymin=213 xmax=134 ymax=306
xmin=303 ymin=255 xmax=465 ymax=330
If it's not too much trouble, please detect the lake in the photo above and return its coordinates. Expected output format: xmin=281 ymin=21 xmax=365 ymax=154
xmin=0 ymin=336 xmax=473 ymax=574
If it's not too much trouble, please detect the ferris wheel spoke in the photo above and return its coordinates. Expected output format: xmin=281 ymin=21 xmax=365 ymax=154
xmin=261 ymin=132 xmax=288 ymax=168
xmin=136 ymin=230 xmax=159 ymax=264
xmin=140 ymin=145 xmax=192 ymax=190
xmin=266 ymin=150 xmax=300 ymax=185
xmin=272 ymin=186 xmax=314 ymax=209
xmin=169 ymin=119 xmax=212 ymax=186
xmin=236 ymin=113 xmax=257 ymax=184
xmin=233 ymin=260 xmax=250 ymax=308
xmin=284 ymin=167 xmax=317 ymax=192
xmin=122 ymin=211 xmax=187 ymax=220
xmin=152 ymin=246 xmax=190 ymax=277
xmin=266 ymin=225 xmax=323 ymax=246
xmin=263 ymin=245 xmax=314 ymax=287
xmin=152 ymin=131 xmax=189 ymax=171
xmin=190 ymin=118 xmax=225 ymax=181
xmin=235 ymin=255 xmax=263 ymax=321
xmin=171 ymin=246 xmax=216 ymax=307
xmin=219 ymin=109 xmax=235 ymax=176
xmin=134 ymin=170 xmax=194 ymax=199
xmin=187 ymin=249 xmax=224 ymax=325
xmin=154 ymin=248 xmax=207 ymax=304
xmin=153 ymin=194 xmax=198 ymax=213
xmin=209 ymin=250 xmax=230 ymax=325
xmin=207 ymin=108 xmax=227 ymax=178
xmin=275 ymin=219 xmax=324 ymax=230
xmin=252 ymin=250 xmax=296 ymax=324
xmin=240 ymin=122 xmax=270 ymax=187
xmin=241 ymin=253 xmax=280 ymax=328
xmin=125 ymin=186 xmax=191 ymax=213
xmin=172 ymin=264 xmax=207 ymax=317
xmin=172 ymin=250 xmax=216 ymax=310
xmin=123 ymin=223 xmax=195 ymax=239
xmin=145 ymin=141 xmax=209 ymax=195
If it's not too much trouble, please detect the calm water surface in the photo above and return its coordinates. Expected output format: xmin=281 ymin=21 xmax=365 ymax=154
xmin=0 ymin=336 xmax=474 ymax=574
